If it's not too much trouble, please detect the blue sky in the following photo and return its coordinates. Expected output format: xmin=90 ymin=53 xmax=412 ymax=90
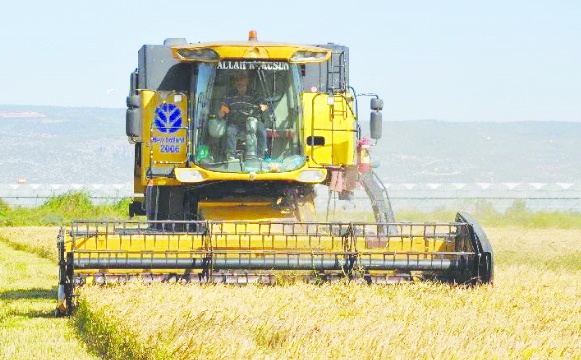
xmin=1 ymin=0 xmax=579 ymax=122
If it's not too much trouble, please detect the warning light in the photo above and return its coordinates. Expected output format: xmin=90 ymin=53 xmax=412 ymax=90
xmin=249 ymin=30 xmax=258 ymax=41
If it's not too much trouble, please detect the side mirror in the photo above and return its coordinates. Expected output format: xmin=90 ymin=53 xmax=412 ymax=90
xmin=126 ymin=94 xmax=142 ymax=140
xmin=370 ymin=111 xmax=382 ymax=140
xmin=127 ymin=93 xmax=141 ymax=108
xmin=370 ymin=98 xmax=384 ymax=111
xmin=370 ymin=97 xmax=383 ymax=140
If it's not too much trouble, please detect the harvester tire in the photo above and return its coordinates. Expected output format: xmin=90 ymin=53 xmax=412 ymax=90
xmin=146 ymin=186 xmax=186 ymax=221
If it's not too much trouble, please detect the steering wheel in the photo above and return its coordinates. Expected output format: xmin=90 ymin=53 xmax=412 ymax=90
xmin=228 ymin=100 xmax=260 ymax=118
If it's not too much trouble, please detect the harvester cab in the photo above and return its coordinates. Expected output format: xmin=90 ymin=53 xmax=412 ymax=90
xmin=57 ymin=31 xmax=493 ymax=315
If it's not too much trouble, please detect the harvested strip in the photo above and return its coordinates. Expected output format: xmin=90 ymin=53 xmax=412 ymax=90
xmin=0 ymin=241 xmax=96 ymax=359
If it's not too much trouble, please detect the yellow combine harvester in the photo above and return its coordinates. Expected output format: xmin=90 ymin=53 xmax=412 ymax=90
xmin=57 ymin=31 xmax=493 ymax=315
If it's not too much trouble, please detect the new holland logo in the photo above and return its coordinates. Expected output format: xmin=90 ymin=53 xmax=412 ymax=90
xmin=154 ymin=103 xmax=182 ymax=133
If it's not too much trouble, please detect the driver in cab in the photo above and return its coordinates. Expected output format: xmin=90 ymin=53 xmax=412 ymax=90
xmin=218 ymin=71 xmax=268 ymax=161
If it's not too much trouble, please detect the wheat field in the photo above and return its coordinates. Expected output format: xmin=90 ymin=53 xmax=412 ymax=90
xmin=76 ymin=227 xmax=581 ymax=359
xmin=0 ymin=227 xmax=60 ymax=262
xmin=0 ymin=226 xmax=579 ymax=359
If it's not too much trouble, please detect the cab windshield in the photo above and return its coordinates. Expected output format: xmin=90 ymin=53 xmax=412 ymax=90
xmin=193 ymin=60 xmax=304 ymax=173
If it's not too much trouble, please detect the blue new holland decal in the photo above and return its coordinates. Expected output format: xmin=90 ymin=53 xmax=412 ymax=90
xmin=154 ymin=103 xmax=182 ymax=133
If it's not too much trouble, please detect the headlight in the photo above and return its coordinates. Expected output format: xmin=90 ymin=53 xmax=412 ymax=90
xmin=174 ymin=48 xmax=220 ymax=62
xmin=175 ymin=169 xmax=205 ymax=183
xmin=297 ymin=169 xmax=326 ymax=183
xmin=290 ymin=50 xmax=330 ymax=63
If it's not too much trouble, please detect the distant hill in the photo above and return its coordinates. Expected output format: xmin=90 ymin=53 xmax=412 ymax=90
xmin=0 ymin=105 xmax=132 ymax=183
xmin=374 ymin=120 xmax=581 ymax=183
xmin=1 ymin=105 xmax=580 ymax=184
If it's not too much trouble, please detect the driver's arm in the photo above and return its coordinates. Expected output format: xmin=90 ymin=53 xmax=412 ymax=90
xmin=218 ymin=102 xmax=230 ymax=119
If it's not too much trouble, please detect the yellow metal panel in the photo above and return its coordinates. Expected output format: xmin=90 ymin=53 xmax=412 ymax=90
xmin=198 ymin=201 xmax=294 ymax=222
xmin=68 ymin=233 xmax=453 ymax=260
xmin=133 ymin=176 xmax=144 ymax=196
xmin=303 ymin=92 xmax=357 ymax=167
xmin=140 ymin=91 xmax=189 ymax=184
xmin=173 ymin=166 xmax=326 ymax=183
xmin=140 ymin=90 xmax=155 ymax=185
